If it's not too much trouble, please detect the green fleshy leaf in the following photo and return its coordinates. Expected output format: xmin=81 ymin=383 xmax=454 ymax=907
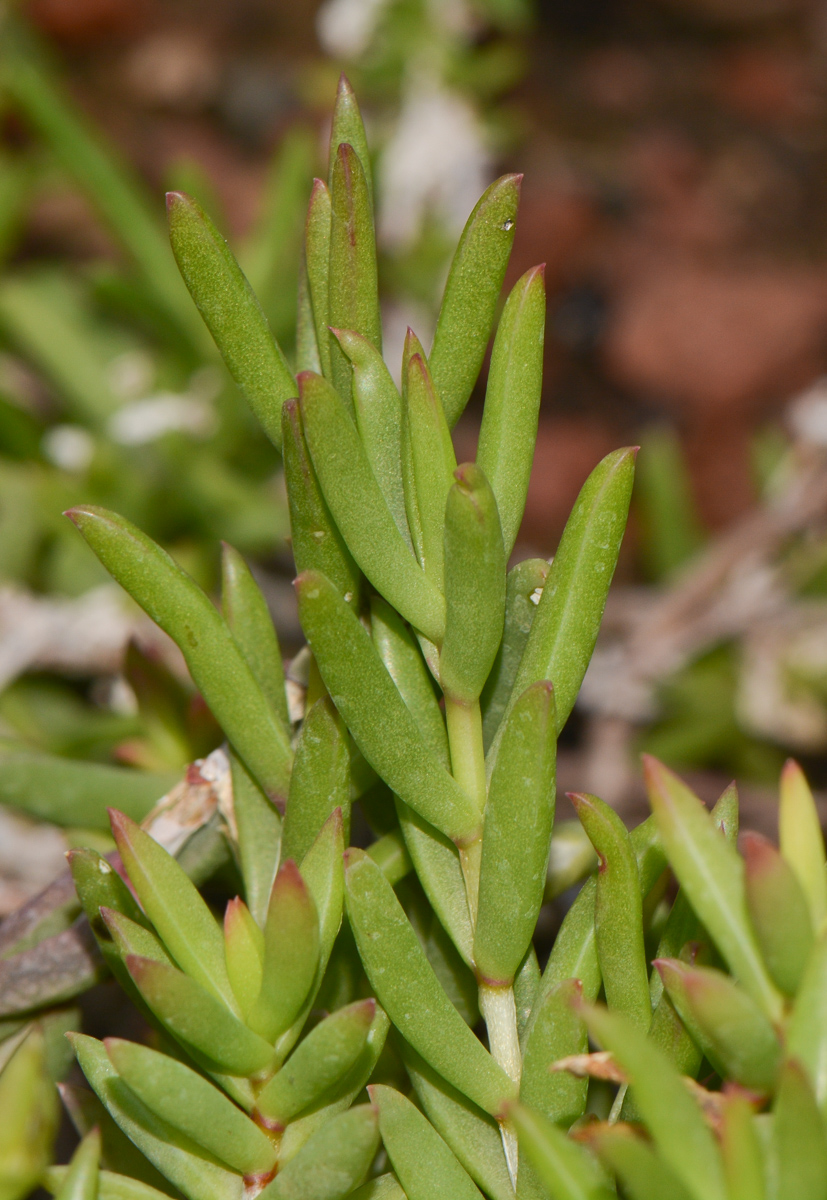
xmin=223 ymin=898 xmax=263 ymax=1018
xmin=402 ymin=1042 xmax=514 ymax=1200
xmin=125 ymin=957 xmax=274 ymax=1076
xmin=104 ymin=1039 xmax=276 ymax=1175
xmin=299 ymin=374 xmax=444 ymax=643
xmin=296 ymin=571 xmax=478 ymax=845
xmin=296 ymin=254 xmax=321 ymax=373
xmin=66 ymin=507 xmax=291 ymax=807
xmin=55 ymin=1128 xmax=101 ymax=1200
xmin=656 ymin=959 xmax=781 ymax=1092
xmin=402 ymin=352 xmax=456 ymax=593
xmin=786 ymin=933 xmax=827 ymax=1114
xmin=348 ymin=1177 xmax=405 ymax=1200
xmin=429 ymin=175 xmax=521 ymax=428
xmin=283 ymin=698 xmax=350 ymax=864
xmin=0 ymin=1030 xmax=59 ymax=1200
xmin=58 ymin=1081 xmax=174 ymax=1192
xmin=371 ymin=596 xmax=448 ymax=768
xmin=260 ymin=1105 xmax=379 ymax=1200
xmin=70 ymin=1034 xmax=243 ymax=1200
xmin=588 ymin=1124 xmax=694 ymax=1200
xmin=328 ymin=76 xmax=372 ymax=206
xmin=476 ymin=265 xmax=546 ymax=557
xmin=344 ymin=849 xmax=515 ymax=1116
xmin=481 ymin=558 xmax=549 ymax=753
xmin=571 ymin=792 xmax=650 ymax=1031
xmin=109 ymin=810 xmax=235 ymax=1011
xmin=256 ymin=999 xmax=377 ymax=1124
xmin=773 ymin=1059 xmax=827 ymax=1200
xmin=221 ymin=543 xmax=289 ymax=732
xmin=167 ymin=191 xmax=294 ymax=449
xmin=720 ymin=1095 xmax=767 ymax=1200
xmin=394 ymin=799 xmax=473 ymax=966
xmin=474 ymin=682 xmax=556 ymax=984
xmin=520 ymin=978 xmax=587 ymax=1128
xmin=511 ymin=1103 xmax=611 ymax=1200
xmin=743 ymin=831 xmax=813 ymax=997
xmin=581 ymin=1005 xmax=726 ymax=1200
xmin=281 ymin=399 xmax=361 ymax=606
xmin=46 ymin=1170 xmax=177 ymax=1200
xmin=371 ymin=1085 xmax=484 ymax=1200
xmin=644 ymin=757 xmax=783 ymax=1023
xmin=366 ymin=830 xmax=413 ymax=886
xmin=248 ymin=861 xmax=319 ymax=1045
xmin=779 ymin=760 xmax=827 ymax=934
xmin=514 ymin=947 xmax=541 ymax=1042
xmin=230 ymin=752 xmax=282 ymax=931
xmin=440 ymin=464 xmax=506 ymax=705
xmin=101 ymin=908 xmax=171 ymax=967
xmin=328 ymin=144 xmax=380 ymax=405
xmin=304 ymin=179 xmax=332 ymax=380
xmin=297 ymin=809 xmax=345 ymax=999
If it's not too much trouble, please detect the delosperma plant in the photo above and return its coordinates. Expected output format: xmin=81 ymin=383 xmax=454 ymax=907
xmin=27 ymin=76 xmax=827 ymax=1200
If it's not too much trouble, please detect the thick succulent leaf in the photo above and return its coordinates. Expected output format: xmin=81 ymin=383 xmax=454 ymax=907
xmin=259 ymin=1105 xmax=379 ymax=1200
xmin=779 ymin=760 xmax=827 ymax=934
xmin=366 ymin=830 xmax=413 ymax=885
xmin=371 ymin=1085 xmax=484 ymax=1200
xmin=256 ymin=999 xmax=376 ymax=1124
xmin=348 ymin=1177 xmax=405 ymax=1200
xmin=514 ymin=947 xmax=541 ymax=1041
xmin=296 ymin=571 xmax=478 ymax=845
xmin=283 ymin=698 xmax=350 ymax=864
xmin=481 ymin=558 xmax=548 ymax=752
xmin=296 ymin=808 xmax=345 ymax=1003
xmin=58 ymin=1080 xmax=173 ymax=1191
xmin=571 ymin=793 xmax=650 ymax=1030
xmin=511 ymin=1103 xmax=612 ymax=1200
xmin=743 ymin=831 xmax=813 ymax=997
xmin=429 ymin=175 xmax=521 ymax=428
xmin=773 ymin=1059 xmax=827 ymax=1200
xmin=476 ymin=265 xmax=546 ymax=557
xmin=403 ymin=352 xmax=456 ymax=591
xmin=70 ymin=1034 xmax=243 ymax=1200
xmin=344 ymin=849 xmax=516 ymax=1115
xmin=328 ymin=75 xmax=372 ymax=204
xmin=395 ymin=799 xmax=473 ymax=965
xmin=720 ymin=1095 xmax=767 ymax=1200
xmin=644 ymin=757 xmax=782 ymax=1021
xmin=230 ymin=752 xmax=282 ymax=931
xmin=224 ymin=898 xmax=264 ymax=1018
xmin=503 ymin=448 xmax=636 ymax=740
xmin=46 ymin=1171 xmax=177 ymax=1200
xmin=656 ymin=959 xmax=781 ymax=1092
xmin=281 ymin=399 xmax=361 ymax=605
xmin=55 ymin=1129 xmax=101 ymax=1200
xmin=588 ymin=1124 xmax=693 ymax=1200
xmin=474 ymin=682 xmax=556 ymax=984
xmin=69 ymin=848 xmax=148 ymax=933
xmin=440 ymin=465 xmax=506 ymax=705
xmin=0 ymin=1028 xmax=59 ymax=1197
xmin=402 ymin=1043 xmax=514 ymax=1200
xmin=101 ymin=909 xmax=171 ymax=967
xmin=787 ymin=933 xmax=827 ymax=1114
xmin=66 ymin=507 xmax=291 ymax=806
xmin=167 ymin=191 xmax=294 ymax=449
xmin=520 ymin=978 xmax=587 ymax=1128
xmin=304 ymin=179 xmax=332 ymax=378
xmin=221 ymin=543 xmax=289 ymax=731
xmin=104 ymin=1039 xmax=276 ymax=1175
xmin=248 ymin=861 xmax=319 ymax=1045
xmin=296 ymin=254 xmax=321 ymax=373
xmin=125 ymin=956 xmax=274 ymax=1076
xmin=581 ymin=1005 xmax=727 ymax=1200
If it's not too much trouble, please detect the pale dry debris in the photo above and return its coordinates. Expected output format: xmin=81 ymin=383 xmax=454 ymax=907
xmin=142 ymin=745 xmax=233 ymax=856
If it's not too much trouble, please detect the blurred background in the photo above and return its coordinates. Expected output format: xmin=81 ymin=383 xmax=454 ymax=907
xmin=2 ymin=0 xmax=827 ymax=915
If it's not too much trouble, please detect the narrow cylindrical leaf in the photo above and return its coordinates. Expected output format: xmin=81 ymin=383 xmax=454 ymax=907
xmin=588 ymin=1124 xmax=694 ymax=1200
xmin=581 ymin=1005 xmax=727 ymax=1200
xmin=256 ymin=1000 xmax=376 ymax=1124
xmin=125 ymin=956 xmax=274 ymax=1076
xmin=786 ymin=933 xmax=827 ymax=1113
xmin=69 ymin=848 xmax=148 ymax=932
xmin=283 ymin=698 xmax=350 ymax=864
xmin=344 ymin=849 xmax=516 ymax=1116
xmin=773 ymin=1059 xmax=827 ymax=1200
xmin=644 ymin=757 xmax=782 ymax=1022
xmin=474 ymin=681 xmax=556 ymax=984
xmin=305 ymin=179 xmax=332 ymax=378
xmin=296 ymin=255 xmax=321 ymax=374
xmin=328 ymin=144 xmax=381 ymax=404
xmin=429 ymin=175 xmax=522 ymax=428
xmin=395 ymin=799 xmax=474 ymax=966
xmin=299 ymin=373 xmax=444 ymax=642
xmin=221 ymin=543 xmax=289 ymax=732
xmin=260 ymin=1105 xmax=379 ymax=1200
xmin=371 ymin=1085 xmax=484 ymax=1200
xmin=505 ymin=448 xmax=636 ymax=739
xmin=167 ymin=191 xmax=294 ymax=449
xmin=104 ymin=1039 xmax=276 ymax=1175
xmin=520 ymin=979 xmax=587 ymax=1129
xmin=248 ymin=861 xmax=319 ymax=1044
xmin=333 ymin=329 xmax=407 ymax=542
xmin=224 ymin=898 xmax=264 ymax=1018
xmin=348 ymin=1177 xmax=404 ymax=1200
xmin=281 ymin=399 xmax=361 ymax=606
xmin=481 ymin=557 xmax=548 ymax=752
xmin=101 ymin=908 xmax=171 ymax=967
xmin=295 ymin=809 xmax=345 ymax=1012
xmin=779 ymin=760 xmax=827 ymax=933
xmin=440 ymin=464 xmax=506 ymax=705
xmin=66 ymin=507 xmax=292 ymax=806
xmin=59 ymin=1079 xmax=173 ymax=1191
xmin=55 ymin=1125 xmax=100 ymax=1200
xmin=720 ymin=1095 xmax=766 ymax=1200
xmin=109 ymin=810 xmax=236 ymax=1011
xmin=476 ymin=265 xmax=546 ymax=557
xmin=510 ymin=1103 xmax=611 ymax=1200
xmin=296 ymin=571 xmax=478 ymax=845
xmin=230 ymin=752 xmax=282 ymax=931
xmin=743 ymin=831 xmax=813 ymax=996
xmin=656 ymin=959 xmax=781 ymax=1092
xmin=571 ymin=792 xmax=650 ymax=1031
xmin=328 ymin=75 xmax=373 ymax=205
xmin=47 ymin=1170 xmax=180 ymax=1200
xmin=403 ymin=353 xmax=457 ymax=590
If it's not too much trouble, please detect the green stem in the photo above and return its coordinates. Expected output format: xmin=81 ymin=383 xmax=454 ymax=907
xmin=478 ymin=983 xmax=521 ymax=1186
xmin=445 ymin=696 xmax=486 ymax=816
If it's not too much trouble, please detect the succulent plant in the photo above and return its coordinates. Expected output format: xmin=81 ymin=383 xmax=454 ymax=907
xmin=20 ymin=75 xmax=827 ymax=1200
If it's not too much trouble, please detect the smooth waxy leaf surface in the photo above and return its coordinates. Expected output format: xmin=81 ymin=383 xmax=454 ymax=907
xmin=66 ymin=507 xmax=291 ymax=805
xmin=440 ymin=464 xmax=506 ymax=705
xmin=294 ymin=808 xmax=345 ymax=1015
xmin=283 ymin=697 xmax=350 ymax=863
xmin=476 ymin=265 xmax=546 ymax=557
xmin=345 ymin=849 xmax=515 ymax=1115
xmin=520 ymin=979 xmax=587 ymax=1128
xmin=304 ymin=178 xmax=332 ymax=377
xmin=474 ymin=681 xmax=556 ymax=984
xmin=371 ymin=1085 xmax=484 ymax=1200
xmin=481 ymin=558 xmax=548 ymax=752
xmin=101 ymin=908 xmax=171 ymax=967
xmin=224 ymin=897 xmax=264 ymax=1017
xmin=259 ymin=1105 xmax=379 ymax=1200
xmin=644 ymin=757 xmax=782 ymax=1021
xmin=743 ymin=831 xmax=813 ymax=996
xmin=221 ymin=543 xmax=289 ymax=731
xmin=371 ymin=596 xmax=448 ymax=768
xmin=395 ymin=799 xmax=473 ymax=965
xmin=55 ymin=1126 xmax=100 ymax=1200
xmin=296 ymin=571 xmax=478 ymax=844
xmin=429 ymin=174 xmax=521 ymax=428
xmin=167 ymin=191 xmax=294 ymax=449
xmin=299 ymin=373 xmax=444 ymax=642
xmin=779 ymin=759 xmax=827 ymax=933
xmin=248 ymin=861 xmax=319 ymax=1044
xmin=403 ymin=352 xmax=456 ymax=590
xmin=230 ymin=752 xmax=282 ymax=930
xmin=105 ymin=1039 xmax=276 ymax=1174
